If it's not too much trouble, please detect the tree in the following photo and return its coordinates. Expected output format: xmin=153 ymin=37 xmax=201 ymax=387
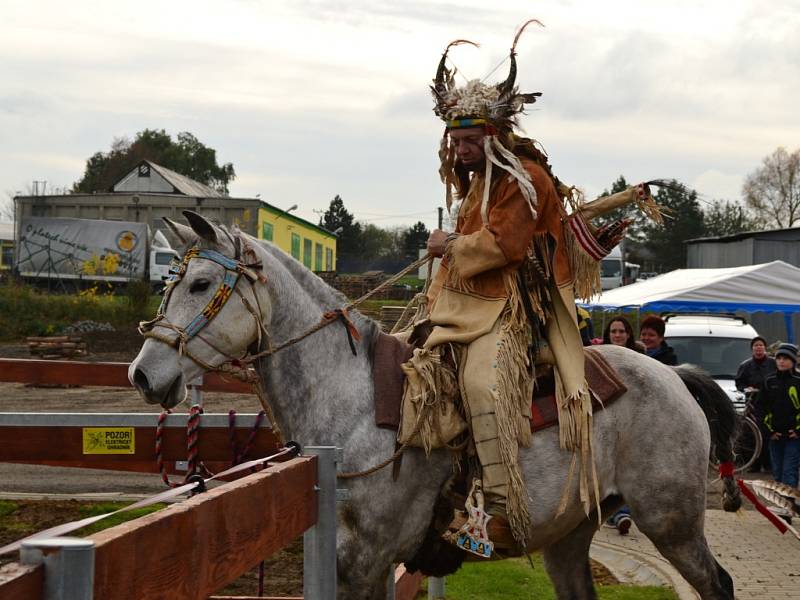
xmin=638 ymin=180 xmax=706 ymax=271
xmin=702 ymin=200 xmax=761 ymax=237
xmin=402 ymin=221 xmax=430 ymax=261
xmin=319 ymin=195 xmax=363 ymax=266
xmin=72 ymin=129 xmax=236 ymax=194
xmin=742 ymin=147 xmax=800 ymax=228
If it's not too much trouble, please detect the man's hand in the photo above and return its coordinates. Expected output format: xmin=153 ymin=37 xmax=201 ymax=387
xmin=789 ymin=430 xmax=798 ymax=439
xmin=771 ymin=432 xmax=783 ymax=441
xmin=427 ymin=229 xmax=449 ymax=258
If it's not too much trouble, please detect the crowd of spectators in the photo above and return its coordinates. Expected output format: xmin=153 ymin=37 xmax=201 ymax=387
xmin=581 ymin=312 xmax=800 ymax=531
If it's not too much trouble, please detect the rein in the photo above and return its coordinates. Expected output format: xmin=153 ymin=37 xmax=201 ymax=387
xmin=138 ymin=237 xmax=433 ymax=478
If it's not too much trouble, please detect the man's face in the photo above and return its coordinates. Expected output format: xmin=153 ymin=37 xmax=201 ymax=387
xmin=449 ymin=127 xmax=486 ymax=170
xmin=752 ymin=341 xmax=767 ymax=359
xmin=639 ymin=327 xmax=663 ymax=351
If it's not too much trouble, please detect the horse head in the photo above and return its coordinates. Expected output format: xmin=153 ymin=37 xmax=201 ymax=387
xmin=128 ymin=210 xmax=268 ymax=408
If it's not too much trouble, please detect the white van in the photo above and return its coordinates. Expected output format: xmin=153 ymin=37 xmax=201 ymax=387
xmin=600 ymin=245 xmax=640 ymax=290
xmin=663 ymin=314 xmax=758 ymax=412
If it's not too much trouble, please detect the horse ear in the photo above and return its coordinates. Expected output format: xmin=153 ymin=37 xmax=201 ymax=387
xmin=182 ymin=210 xmax=219 ymax=245
xmin=162 ymin=217 xmax=195 ymax=246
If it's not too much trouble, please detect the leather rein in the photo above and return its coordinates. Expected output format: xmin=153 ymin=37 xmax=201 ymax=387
xmin=138 ymin=238 xmax=433 ymax=477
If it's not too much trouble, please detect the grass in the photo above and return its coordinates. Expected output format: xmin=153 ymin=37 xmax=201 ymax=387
xmin=74 ymin=502 xmax=167 ymax=536
xmin=0 ymin=280 xmax=161 ymax=341
xmin=442 ymin=555 xmax=679 ymax=600
xmin=0 ymin=501 xmax=19 ymax=519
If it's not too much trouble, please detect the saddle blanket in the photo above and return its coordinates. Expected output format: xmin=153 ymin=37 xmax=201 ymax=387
xmin=372 ymin=334 xmax=627 ymax=433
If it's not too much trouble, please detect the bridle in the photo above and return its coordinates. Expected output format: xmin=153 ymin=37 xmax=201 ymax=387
xmin=138 ymin=238 xmax=365 ymax=378
xmin=137 ymin=235 xmax=435 ymax=478
xmin=138 ymin=244 xmax=268 ymax=373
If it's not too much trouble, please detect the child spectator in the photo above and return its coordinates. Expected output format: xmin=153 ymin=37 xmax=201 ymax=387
xmin=762 ymin=343 xmax=800 ymax=488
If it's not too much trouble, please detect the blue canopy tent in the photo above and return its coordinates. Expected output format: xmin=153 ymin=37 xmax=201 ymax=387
xmin=582 ymin=260 xmax=800 ymax=343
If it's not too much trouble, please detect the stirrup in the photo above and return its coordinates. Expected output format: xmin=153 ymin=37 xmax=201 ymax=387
xmin=444 ymin=478 xmax=494 ymax=558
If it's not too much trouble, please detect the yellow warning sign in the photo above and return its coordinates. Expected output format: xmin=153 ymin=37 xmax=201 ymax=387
xmin=82 ymin=428 xmax=135 ymax=454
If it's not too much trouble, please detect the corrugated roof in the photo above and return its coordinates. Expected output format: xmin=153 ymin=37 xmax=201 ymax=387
xmin=146 ymin=161 xmax=223 ymax=198
xmin=686 ymin=226 xmax=800 ymax=244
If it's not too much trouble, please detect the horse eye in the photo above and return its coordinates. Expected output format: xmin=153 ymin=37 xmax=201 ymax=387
xmin=189 ymin=279 xmax=211 ymax=294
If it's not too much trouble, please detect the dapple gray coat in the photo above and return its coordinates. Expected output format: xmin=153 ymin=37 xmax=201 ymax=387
xmin=130 ymin=212 xmax=739 ymax=600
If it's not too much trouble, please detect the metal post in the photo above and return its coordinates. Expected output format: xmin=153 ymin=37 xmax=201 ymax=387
xmin=303 ymin=446 xmax=337 ymax=600
xmin=385 ymin=565 xmax=396 ymax=600
xmin=20 ymin=537 xmax=95 ymax=600
xmin=428 ymin=576 xmax=446 ymax=599
xmin=190 ymin=375 xmax=203 ymax=407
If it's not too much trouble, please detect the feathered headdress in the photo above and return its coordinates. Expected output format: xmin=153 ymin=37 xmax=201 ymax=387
xmin=432 ymin=20 xmax=544 ymax=224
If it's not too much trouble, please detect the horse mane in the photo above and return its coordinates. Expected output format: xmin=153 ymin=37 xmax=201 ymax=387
xmin=244 ymin=232 xmax=382 ymax=350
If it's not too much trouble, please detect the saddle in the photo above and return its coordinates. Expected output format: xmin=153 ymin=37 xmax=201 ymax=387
xmin=371 ymin=332 xmax=627 ymax=434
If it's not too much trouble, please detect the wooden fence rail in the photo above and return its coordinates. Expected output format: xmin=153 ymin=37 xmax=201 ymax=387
xmin=0 ymin=457 xmax=317 ymax=600
xmin=0 ymin=358 xmax=253 ymax=394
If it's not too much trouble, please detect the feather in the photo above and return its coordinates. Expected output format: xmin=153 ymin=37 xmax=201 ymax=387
xmin=743 ymin=479 xmax=800 ymax=515
xmin=511 ymin=19 xmax=545 ymax=53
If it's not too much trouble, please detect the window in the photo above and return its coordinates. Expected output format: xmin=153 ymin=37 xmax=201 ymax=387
xmin=262 ymin=222 xmax=274 ymax=241
xmin=326 ymin=248 xmax=333 ymax=271
xmin=1 ymin=244 xmax=13 ymax=268
xmin=154 ymin=252 xmax=175 ymax=265
xmin=315 ymin=243 xmax=323 ymax=271
xmin=291 ymin=233 xmax=301 ymax=259
xmin=303 ymin=238 xmax=312 ymax=268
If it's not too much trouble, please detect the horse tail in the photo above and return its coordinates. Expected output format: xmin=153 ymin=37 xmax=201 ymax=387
xmin=673 ymin=364 xmax=742 ymax=512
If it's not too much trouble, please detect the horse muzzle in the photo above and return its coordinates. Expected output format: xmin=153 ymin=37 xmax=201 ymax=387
xmin=129 ymin=364 xmax=187 ymax=409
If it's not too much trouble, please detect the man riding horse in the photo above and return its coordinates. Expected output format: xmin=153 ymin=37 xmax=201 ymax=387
xmin=401 ymin=21 xmax=663 ymax=554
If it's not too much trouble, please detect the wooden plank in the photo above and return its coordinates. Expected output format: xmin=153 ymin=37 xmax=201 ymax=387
xmin=90 ymin=457 xmax=317 ymax=600
xmin=0 ymin=562 xmax=44 ymax=600
xmin=0 ymin=358 xmax=254 ymax=394
xmin=394 ymin=564 xmax=424 ymax=600
xmin=0 ymin=426 xmax=280 ymax=464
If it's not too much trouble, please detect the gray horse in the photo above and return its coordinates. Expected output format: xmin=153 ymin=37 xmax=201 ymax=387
xmin=129 ymin=212 xmax=740 ymax=600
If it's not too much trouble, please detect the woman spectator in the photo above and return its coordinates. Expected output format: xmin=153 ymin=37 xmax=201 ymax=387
xmin=639 ymin=315 xmax=678 ymax=365
xmin=602 ymin=317 xmax=645 ymax=353
xmin=601 ymin=315 xmax=643 ymax=535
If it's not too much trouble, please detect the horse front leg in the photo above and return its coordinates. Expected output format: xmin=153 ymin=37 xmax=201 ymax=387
xmin=542 ymin=515 xmax=600 ymax=600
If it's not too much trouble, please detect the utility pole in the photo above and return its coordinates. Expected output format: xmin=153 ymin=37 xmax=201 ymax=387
xmin=437 ymin=207 xmax=443 ymax=230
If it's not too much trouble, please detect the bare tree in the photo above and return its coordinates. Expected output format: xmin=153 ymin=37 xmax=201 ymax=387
xmin=1 ymin=191 xmax=16 ymax=222
xmin=742 ymin=147 xmax=800 ymax=228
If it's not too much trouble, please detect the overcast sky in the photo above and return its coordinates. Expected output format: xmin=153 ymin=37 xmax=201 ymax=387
xmin=1 ymin=0 xmax=798 ymax=230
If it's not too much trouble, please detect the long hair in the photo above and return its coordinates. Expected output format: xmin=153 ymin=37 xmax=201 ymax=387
xmin=602 ymin=316 xmax=638 ymax=351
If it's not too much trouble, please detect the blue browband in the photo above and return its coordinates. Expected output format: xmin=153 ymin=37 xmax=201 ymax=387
xmin=159 ymin=248 xmax=246 ymax=340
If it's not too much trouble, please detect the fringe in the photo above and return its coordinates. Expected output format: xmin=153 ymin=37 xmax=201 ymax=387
xmin=562 ymin=223 xmax=603 ymax=301
xmin=400 ymin=348 xmax=461 ymax=456
xmin=554 ymin=372 xmax=601 ymax=519
xmin=493 ymin=302 xmax=534 ymax=546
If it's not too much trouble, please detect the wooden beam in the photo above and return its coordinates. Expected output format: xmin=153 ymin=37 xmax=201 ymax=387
xmin=0 ymin=358 xmax=253 ymax=394
xmin=89 ymin=457 xmax=317 ymax=600
xmin=0 ymin=425 xmax=280 ymax=466
xmin=0 ymin=562 xmax=44 ymax=600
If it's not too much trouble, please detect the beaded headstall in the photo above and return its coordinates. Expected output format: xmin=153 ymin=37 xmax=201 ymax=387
xmin=139 ymin=246 xmax=263 ymax=364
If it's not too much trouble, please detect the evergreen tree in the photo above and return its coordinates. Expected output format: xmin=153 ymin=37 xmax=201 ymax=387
xmin=703 ymin=200 xmax=761 ymax=237
xmin=639 ymin=180 xmax=705 ymax=271
xmin=319 ymin=195 xmax=363 ymax=266
xmin=401 ymin=221 xmax=430 ymax=261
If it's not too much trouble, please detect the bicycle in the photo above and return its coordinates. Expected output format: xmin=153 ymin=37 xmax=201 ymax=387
xmin=710 ymin=390 xmax=763 ymax=474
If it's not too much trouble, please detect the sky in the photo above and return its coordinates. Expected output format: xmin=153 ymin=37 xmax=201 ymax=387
xmin=1 ymin=0 xmax=798 ymax=231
